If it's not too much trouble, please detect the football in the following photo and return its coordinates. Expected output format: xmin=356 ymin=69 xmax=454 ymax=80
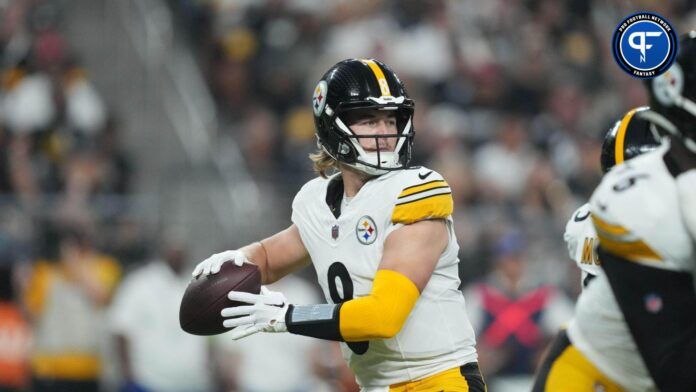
xmin=179 ymin=262 xmax=261 ymax=336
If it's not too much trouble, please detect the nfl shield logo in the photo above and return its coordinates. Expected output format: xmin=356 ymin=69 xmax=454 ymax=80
xmin=331 ymin=225 xmax=339 ymax=240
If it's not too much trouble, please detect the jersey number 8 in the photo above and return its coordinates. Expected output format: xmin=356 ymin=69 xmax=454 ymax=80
xmin=328 ymin=262 xmax=369 ymax=355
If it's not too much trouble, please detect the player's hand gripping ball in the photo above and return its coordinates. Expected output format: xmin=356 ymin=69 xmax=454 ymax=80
xmin=179 ymin=260 xmax=261 ymax=336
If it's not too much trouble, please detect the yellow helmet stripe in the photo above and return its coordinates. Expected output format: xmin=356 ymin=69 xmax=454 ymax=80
xmin=615 ymin=108 xmax=638 ymax=165
xmin=360 ymin=59 xmax=392 ymax=97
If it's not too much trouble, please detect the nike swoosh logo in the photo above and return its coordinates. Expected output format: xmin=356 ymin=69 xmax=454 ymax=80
xmin=418 ymin=171 xmax=433 ymax=180
xmin=574 ymin=210 xmax=591 ymax=222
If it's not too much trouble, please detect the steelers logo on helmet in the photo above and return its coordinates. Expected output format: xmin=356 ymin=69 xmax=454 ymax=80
xmin=612 ymin=12 xmax=678 ymax=78
xmin=652 ymin=63 xmax=684 ymax=107
xmin=312 ymin=80 xmax=328 ymax=117
xmin=645 ymin=31 xmax=696 ymax=153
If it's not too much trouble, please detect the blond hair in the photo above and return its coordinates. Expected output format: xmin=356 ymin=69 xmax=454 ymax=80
xmin=309 ymin=149 xmax=338 ymax=178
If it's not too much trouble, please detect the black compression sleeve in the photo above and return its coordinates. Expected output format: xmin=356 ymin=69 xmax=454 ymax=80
xmin=285 ymin=303 xmax=344 ymax=341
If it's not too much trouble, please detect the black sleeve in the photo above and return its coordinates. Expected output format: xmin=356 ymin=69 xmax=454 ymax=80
xmin=285 ymin=303 xmax=344 ymax=341
xmin=599 ymin=247 xmax=696 ymax=392
xmin=285 ymin=303 xmax=370 ymax=355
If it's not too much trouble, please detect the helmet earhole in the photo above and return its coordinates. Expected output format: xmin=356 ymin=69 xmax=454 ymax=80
xmin=339 ymin=143 xmax=350 ymax=155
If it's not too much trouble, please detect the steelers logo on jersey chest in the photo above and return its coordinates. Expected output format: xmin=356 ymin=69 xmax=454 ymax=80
xmin=356 ymin=216 xmax=377 ymax=245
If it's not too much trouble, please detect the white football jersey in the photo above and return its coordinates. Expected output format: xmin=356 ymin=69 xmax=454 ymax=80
xmin=563 ymin=203 xmax=602 ymax=288
xmin=567 ymin=141 xmax=695 ymax=391
xmin=291 ymin=167 xmax=478 ymax=389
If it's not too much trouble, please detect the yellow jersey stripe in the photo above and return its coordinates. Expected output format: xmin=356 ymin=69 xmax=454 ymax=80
xmin=615 ymin=108 xmax=638 ymax=165
xmin=396 ymin=190 xmax=452 ymax=206
xmin=398 ymin=180 xmax=448 ymax=198
xmin=392 ymin=193 xmax=453 ymax=224
xmin=398 ymin=185 xmax=450 ymax=200
xmin=401 ymin=179 xmax=446 ymax=192
xmin=596 ymin=232 xmax=661 ymax=262
xmin=591 ymin=215 xmax=630 ymax=237
xmin=360 ymin=59 xmax=391 ymax=97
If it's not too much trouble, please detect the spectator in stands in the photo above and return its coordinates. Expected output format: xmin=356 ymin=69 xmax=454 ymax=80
xmin=464 ymin=231 xmax=573 ymax=392
xmin=23 ymin=225 xmax=120 ymax=392
xmin=0 ymin=233 xmax=31 ymax=392
xmin=109 ymin=230 xmax=216 ymax=392
xmin=473 ymin=115 xmax=538 ymax=202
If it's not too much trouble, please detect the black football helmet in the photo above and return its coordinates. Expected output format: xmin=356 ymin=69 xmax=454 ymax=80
xmin=600 ymin=107 xmax=662 ymax=173
xmin=646 ymin=31 xmax=696 ymax=153
xmin=312 ymin=59 xmax=415 ymax=175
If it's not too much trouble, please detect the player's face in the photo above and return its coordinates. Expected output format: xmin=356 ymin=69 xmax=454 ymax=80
xmin=347 ymin=110 xmax=398 ymax=152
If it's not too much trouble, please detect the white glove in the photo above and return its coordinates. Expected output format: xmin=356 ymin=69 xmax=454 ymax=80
xmin=221 ymin=286 xmax=289 ymax=340
xmin=192 ymin=249 xmax=248 ymax=277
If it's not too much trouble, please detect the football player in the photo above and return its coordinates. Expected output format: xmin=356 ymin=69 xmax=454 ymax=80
xmin=563 ymin=106 xmax=661 ymax=290
xmin=587 ymin=32 xmax=696 ymax=392
xmin=533 ymin=32 xmax=696 ymax=392
xmin=192 ymin=59 xmax=486 ymax=391
xmin=532 ymin=107 xmax=661 ymax=392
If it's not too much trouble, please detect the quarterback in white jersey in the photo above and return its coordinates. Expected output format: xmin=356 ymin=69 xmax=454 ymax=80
xmin=190 ymin=59 xmax=485 ymax=391
xmin=292 ymin=167 xmax=477 ymax=387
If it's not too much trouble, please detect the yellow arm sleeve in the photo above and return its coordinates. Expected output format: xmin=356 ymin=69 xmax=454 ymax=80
xmin=339 ymin=269 xmax=420 ymax=341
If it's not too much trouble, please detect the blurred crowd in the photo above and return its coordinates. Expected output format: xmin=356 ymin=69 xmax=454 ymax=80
xmin=0 ymin=3 xmax=350 ymax=392
xmin=0 ymin=1 xmax=142 ymax=391
xmin=0 ymin=0 xmax=694 ymax=391
xmin=172 ymin=0 xmax=695 ymax=286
